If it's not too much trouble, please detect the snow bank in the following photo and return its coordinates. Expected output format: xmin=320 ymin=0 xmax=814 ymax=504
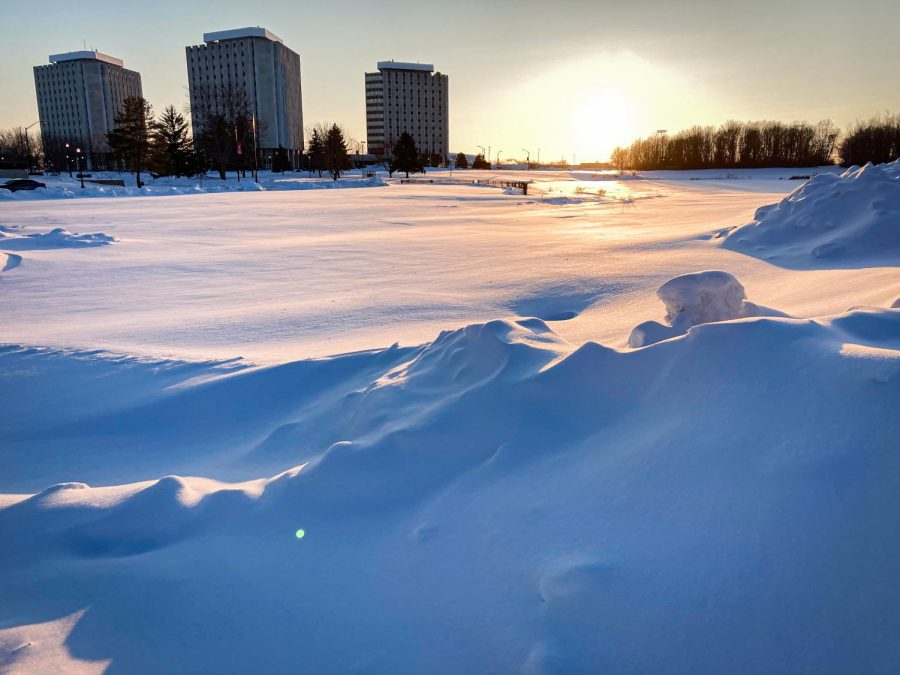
xmin=0 ymin=173 xmax=388 ymax=201
xmin=2 ymin=308 xmax=899 ymax=672
xmin=628 ymin=270 xmax=786 ymax=347
xmin=0 ymin=226 xmax=116 ymax=250
xmin=722 ymin=160 xmax=900 ymax=266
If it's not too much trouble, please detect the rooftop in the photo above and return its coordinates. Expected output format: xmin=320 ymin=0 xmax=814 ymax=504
xmin=377 ymin=61 xmax=434 ymax=73
xmin=203 ymin=27 xmax=283 ymax=44
xmin=48 ymin=50 xmax=124 ymax=67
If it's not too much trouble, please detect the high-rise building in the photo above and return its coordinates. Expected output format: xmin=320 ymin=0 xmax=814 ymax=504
xmin=33 ymin=50 xmax=143 ymax=170
xmin=366 ymin=61 xmax=448 ymax=159
xmin=186 ymin=27 xmax=303 ymax=168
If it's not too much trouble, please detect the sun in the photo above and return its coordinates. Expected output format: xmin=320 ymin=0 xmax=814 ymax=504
xmin=571 ymin=91 xmax=632 ymax=161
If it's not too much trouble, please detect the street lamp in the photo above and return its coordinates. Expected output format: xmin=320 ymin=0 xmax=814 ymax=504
xmin=357 ymin=141 xmax=366 ymax=178
xmin=24 ymin=121 xmax=44 ymax=173
xmin=496 ymin=150 xmax=503 ymax=168
xmin=76 ymin=147 xmax=85 ymax=188
xmin=65 ymin=142 xmax=72 ymax=177
xmin=476 ymin=145 xmax=485 ymax=167
xmin=522 ymin=149 xmax=530 ymax=169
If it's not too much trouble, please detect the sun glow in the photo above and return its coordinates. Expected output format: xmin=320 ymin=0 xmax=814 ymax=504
xmin=570 ymin=91 xmax=632 ymax=161
xmin=463 ymin=51 xmax=720 ymax=163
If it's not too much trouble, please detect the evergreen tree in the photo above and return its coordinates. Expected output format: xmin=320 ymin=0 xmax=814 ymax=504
xmin=107 ymin=96 xmax=153 ymax=187
xmin=455 ymin=152 xmax=469 ymax=169
xmin=391 ymin=132 xmax=423 ymax=178
xmin=272 ymin=145 xmax=292 ymax=173
xmin=151 ymin=105 xmax=197 ymax=177
xmin=324 ymin=124 xmax=351 ymax=181
xmin=308 ymin=127 xmax=326 ymax=177
xmin=471 ymin=153 xmax=490 ymax=169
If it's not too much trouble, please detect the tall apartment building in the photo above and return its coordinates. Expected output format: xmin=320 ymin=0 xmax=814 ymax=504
xmin=366 ymin=61 xmax=448 ymax=158
xmin=186 ymin=27 xmax=303 ymax=167
xmin=34 ymin=50 xmax=143 ymax=169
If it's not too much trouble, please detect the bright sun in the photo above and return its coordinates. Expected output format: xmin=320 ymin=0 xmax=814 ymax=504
xmin=571 ymin=91 xmax=632 ymax=161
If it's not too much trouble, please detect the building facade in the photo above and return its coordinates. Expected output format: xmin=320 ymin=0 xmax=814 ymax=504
xmin=366 ymin=61 xmax=448 ymax=159
xmin=186 ymin=27 xmax=303 ymax=168
xmin=34 ymin=50 xmax=143 ymax=170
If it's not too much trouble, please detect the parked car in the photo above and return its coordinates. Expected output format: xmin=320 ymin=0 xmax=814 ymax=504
xmin=0 ymin=179 xmax=47 ymax=192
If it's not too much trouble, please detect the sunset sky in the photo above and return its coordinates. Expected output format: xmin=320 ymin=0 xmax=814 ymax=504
xmin=1 ymin=0 xmax=898 ymax=161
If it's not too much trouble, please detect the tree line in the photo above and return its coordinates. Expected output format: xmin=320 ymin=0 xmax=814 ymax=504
xmin=838 ymin=113 xmax=900 ymax=167
xmin=611 ymin=114 xmax=899 ymax=170
xmin=611 ymin=120 xmax=839 ymax=170
xmin=7 ymin=103 xmax=898 ymax=178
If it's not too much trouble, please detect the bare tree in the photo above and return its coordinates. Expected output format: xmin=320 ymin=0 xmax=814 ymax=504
xmin=192 ymin=83 xmax=259 ymax=180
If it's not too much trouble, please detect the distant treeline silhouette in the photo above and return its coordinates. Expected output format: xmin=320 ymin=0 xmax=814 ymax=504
xmin=611 ymin=114 xmax=900 ymax=170
xmin=838 ymin=113 xmax=900 ymax=167
xmin=611 ymin=120 xmax=839 ymax=170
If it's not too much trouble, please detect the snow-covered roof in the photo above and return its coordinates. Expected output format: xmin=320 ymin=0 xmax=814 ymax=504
xmin=48 ymin=50 xmax=124 ymax=67
xmin=203 ymin=27 xmax=283 ymax=44
xmin=377 ymin=61 xmax=434 ymax=73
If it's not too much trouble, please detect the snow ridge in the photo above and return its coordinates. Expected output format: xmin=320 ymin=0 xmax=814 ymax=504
xmin=722 ymin=159 xmax=900 ymax=266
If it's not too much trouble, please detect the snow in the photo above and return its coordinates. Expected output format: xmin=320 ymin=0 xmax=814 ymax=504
xmin=0 ymin=170 xmax=387 ymax=201
xmin=722 ymin=159 xmax=900 ymax=266
xmin=0 ymin=226 xmax=115 ymax=250
xmin=2 ymin=167 xmax=899 ymax=672
xmin=628 ymin=270 xmax=787 ymax=347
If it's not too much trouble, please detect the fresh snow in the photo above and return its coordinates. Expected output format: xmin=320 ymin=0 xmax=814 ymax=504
xmin=628 ymin=270 xmax=787 ymax=347
xmin=1 ymin=167 xmax=899 ymax=673
xmin=0 ymin=226 xmax=116 ymax=250
xmin=722 ymin=159 xmax=900 ymax=266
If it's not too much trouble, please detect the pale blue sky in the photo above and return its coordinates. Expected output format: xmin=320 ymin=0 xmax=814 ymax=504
xmin=2 ymin=0 xmax=898 ymax=160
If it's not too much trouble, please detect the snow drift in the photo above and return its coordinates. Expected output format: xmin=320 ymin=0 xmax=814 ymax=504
xmin=0 ymin=174 xmax=388 ymax=201
xmin=721 ymin=160 xmax=900 ymax=266
xmin=2 ymin=306 xmax=900 ymax=672
xmin=0 ymin=226 xmax=116 ymax=250
xmin=628 ymin=270 xmax=786 ymax=347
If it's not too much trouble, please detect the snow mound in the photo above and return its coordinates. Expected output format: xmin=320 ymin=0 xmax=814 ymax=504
xmin=722 ymin=160 xmax=900 ymax=266
xmin=0 ymin=227 xmax=116 ymax=250
xmin=628 ymin=270 xmax=787 ymax=347
xmin=2 ymin=309 xmax=899 ymax=672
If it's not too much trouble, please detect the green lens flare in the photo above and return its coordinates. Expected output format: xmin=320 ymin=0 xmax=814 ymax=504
xmin=295 ymin=529 xmax=305 ymax=539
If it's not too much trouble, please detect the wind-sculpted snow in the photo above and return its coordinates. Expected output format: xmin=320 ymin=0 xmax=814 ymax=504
xmin=0 ymin=226 xmax=116 ymax=250
xmin=628 ymin=270 xmax=787 ymax=347
xmin=2 ymin=309 xmax=900 ymax=672
xmin=721 ymin=159 xmax=900 ymax=267
xmin=1 ymin=252 xmax=22 ymax=272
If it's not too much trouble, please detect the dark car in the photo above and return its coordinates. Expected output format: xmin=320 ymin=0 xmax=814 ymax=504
xmin=1 ymin=179 xmax=47 ymax=192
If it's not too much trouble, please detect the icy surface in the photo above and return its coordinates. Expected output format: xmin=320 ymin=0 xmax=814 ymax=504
xmin=722 ymin=160 xmax=900 ymax=267
xmin=2 ymin=170 xmax=899 ymax=672
xmin=628 ymin=270 xmax=787 ymax=347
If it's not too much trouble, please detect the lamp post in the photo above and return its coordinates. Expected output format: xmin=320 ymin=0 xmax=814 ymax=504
xmin=522 ymin=149 xmax=530 ymax=169
xmin=476 ymin=145 xmax=485 ymax=168
xmin=496 ymin=150 xmax=502 ymax=168
xmin=76 ymin=147 xmax=85 ymax=188
xmin=357 ymin=141 xmax=366 ymax=178
xmin=24 ymin=121 xmax=44 ymax=173
xmin=65 ymin=142 xmax=72 ymax=177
